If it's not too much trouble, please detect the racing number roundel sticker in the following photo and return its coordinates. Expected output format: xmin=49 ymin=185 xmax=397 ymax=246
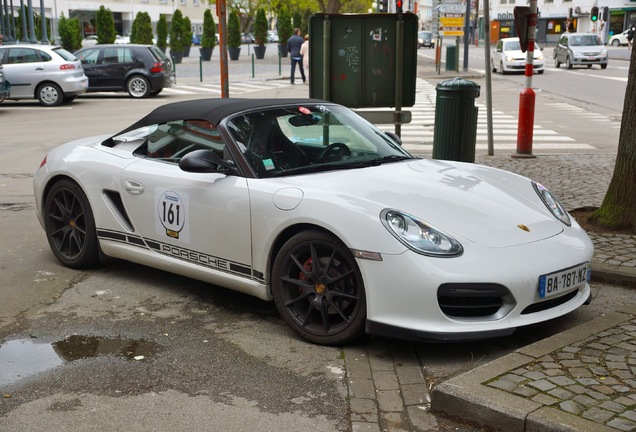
xmin=158 ymin=190 xmax=186 ymax=240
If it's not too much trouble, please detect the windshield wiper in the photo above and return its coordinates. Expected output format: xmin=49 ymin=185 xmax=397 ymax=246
xmin=345 ymin=155 xmax=414 ymax=168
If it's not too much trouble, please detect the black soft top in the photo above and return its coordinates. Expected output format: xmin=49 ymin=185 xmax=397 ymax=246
xmin=104 ymin=98 xmax=327 ymax=147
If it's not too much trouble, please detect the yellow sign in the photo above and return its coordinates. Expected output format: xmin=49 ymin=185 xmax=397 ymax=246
xmin=440 ymin=17 xmax=464 ymax=27
xmin=440 ymin=30 xmax=464 ymax=36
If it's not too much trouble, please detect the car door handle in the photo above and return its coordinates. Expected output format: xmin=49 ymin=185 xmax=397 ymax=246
xmin=35 ymin=67 xmax=44 ymax=71
xmin=125 ymin=180 xmax=145 ymax=195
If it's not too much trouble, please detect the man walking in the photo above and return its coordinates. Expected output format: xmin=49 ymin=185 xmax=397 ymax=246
xmin=287 ymin=28 xmax=306 ymax=84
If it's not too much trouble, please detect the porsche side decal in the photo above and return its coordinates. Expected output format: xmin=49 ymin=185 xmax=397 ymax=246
xmin=97 ymin=228 xmax=263 ymax=281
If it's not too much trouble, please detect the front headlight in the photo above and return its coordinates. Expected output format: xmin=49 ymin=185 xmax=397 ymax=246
xmin=381 ymin=209 xmax=463 ymax=257
xmin=532 ymin=182 xmax=571 ymax=226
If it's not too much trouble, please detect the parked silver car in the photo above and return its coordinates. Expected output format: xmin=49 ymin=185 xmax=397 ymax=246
xmin=0 ymin=65 xmax=10 ymax=102
xmin=0 ymin=44 xmax=88 ymax=106
xmin=554 ymin=33 xmax=608 ymax=70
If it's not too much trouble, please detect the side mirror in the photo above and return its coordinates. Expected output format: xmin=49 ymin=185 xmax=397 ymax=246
xmin=179 ymin=149 xmax=235 ymax=173
xmin=385 ymin=131 xmax=402 ymax=146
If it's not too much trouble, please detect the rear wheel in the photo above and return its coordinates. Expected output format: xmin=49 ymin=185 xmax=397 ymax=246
xmin=44 ymin=179 xmax=100 ymax=269
xmin=271 ymin=230 xmax=366 ymax=345
xmin=36 ymin=83 xmax=63 ymax=106
xmin=126 ymin=75 xmax=150 ymax=98
xmin=612 ymin=39 xmax=620 ymax=47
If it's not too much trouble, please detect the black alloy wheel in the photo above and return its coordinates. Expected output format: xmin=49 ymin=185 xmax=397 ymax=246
xmin=44 ymin=179 xmax=100 ymax=269
xmin=271 ymin=230 xmax=366 ymax=345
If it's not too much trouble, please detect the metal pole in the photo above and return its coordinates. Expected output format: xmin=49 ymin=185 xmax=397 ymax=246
xmin=394 ymin=15 xmax=403 ymax=138
xmin=199 ymin=56 xmax=202 ymax=82
xmin=252 ymin=53 xmax=254 ymax=78
xmin=463 ymin=0 xmax=469 ymax=71
xmin=513 ymin=0 xmax=537 ymax=159
xmin=27 ymin=0 xmax=35 ymax=42
xmin=217 ymin=0 xmax=229 ymax=98
xmin=39 ymin=0 xmax=48 ymax=44
xmin=483 ymin=0 xmax=494 ymax=155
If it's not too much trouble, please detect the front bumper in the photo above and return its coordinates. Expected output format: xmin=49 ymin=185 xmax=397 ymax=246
xmin=357 ymin=227 xmax=593 ymax=341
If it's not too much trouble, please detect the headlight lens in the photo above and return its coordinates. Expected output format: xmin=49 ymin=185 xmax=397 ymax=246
xmin=381 ymin=209 xmax=463 ymax=257
xmin=532 ymin=181 xmax=571 ymax=226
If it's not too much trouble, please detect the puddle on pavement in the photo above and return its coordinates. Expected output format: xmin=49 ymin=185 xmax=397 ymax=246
xmin=0 ymin=336 xmax=162 ymax=387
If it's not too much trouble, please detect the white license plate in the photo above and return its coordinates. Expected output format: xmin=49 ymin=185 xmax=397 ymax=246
xmin=539 ymin=262 xmax=590 ymax=299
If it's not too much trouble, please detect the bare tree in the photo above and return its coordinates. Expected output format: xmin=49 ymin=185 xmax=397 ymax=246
xmin=591 ymin=48 xmax=636 ymax=233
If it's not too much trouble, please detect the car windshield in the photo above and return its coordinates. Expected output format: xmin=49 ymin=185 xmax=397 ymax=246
xmin=225 ymin=104 xmax=413 ymax=178
xmin=504 ymin=40 xmax=521 ymax=50
xmin=570 ymin=35 xmax=601 ymax=46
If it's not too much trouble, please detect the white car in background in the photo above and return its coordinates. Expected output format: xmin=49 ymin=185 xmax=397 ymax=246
xmin=608 ymin=29 xmax=630 ymax=47
xmin=491 ymin=37 xmax=545 ymax=74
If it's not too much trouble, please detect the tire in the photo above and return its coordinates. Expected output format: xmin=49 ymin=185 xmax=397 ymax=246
xmin=612 ymin=39 xmax=620 ymax=47
xmin=601 ymin=64 xmax=608 ymax=69
xmin=587 ymin=64 xmax=592 ymax=69
xmin=491 ymin=59 xmax=497 ymax=73
xmin=150 ymin=89 xmax=163 ymax=96
xmin=36 ymin=82 xmax=63 ymax=106
xmin=126 ymin=75 xmax=150 ymax=98
xmin=271 ymin=230 xmax=366 ymax=345
xmin=554 ymin=54 xmax=561 ymax=68
xmin=500 ymin=61 xmax=506 ymax=74
xmin=566 ymin=56 xmax=573 ymax=69
xmin=44 ymin=179 xmax=100 ymax=269
xmin=538 ymin=70 xmax=544 ymax=74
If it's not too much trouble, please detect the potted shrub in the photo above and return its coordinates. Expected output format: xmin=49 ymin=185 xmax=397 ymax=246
xmin=130 ymin=12 xmax=153 ymax=45
xmin=157 ymin=14 xmax=168 ymax=52
xmin=253 ymin=8 xmax=268 ymax=60
xmin=169 ymin=9 xmax=187 ymax=63
xmin=277 ymin=8 xmax=292 ymax=58
xmin=227 ymin=10 xmax=241 ymax=61
xmin=200 ymin=9 xmax=216 ymax=61
xmin=183 ymin=16 xmax=193 ymax=57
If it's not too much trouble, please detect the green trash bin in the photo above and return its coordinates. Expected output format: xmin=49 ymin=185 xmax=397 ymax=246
xmin=432 ymin=77 xmax=480 ymax=163
xmin=445 ymin=45 xmax=457 ymax=71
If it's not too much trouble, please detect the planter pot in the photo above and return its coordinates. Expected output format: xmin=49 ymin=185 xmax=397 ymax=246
xmin=254 ymin=45 xmax=266 ymax=60
xmin=184 ymin=45 xmax=192 ymax=57
xmin=278 ymin=44 xmax=288 ymax=58
xmin=171 ymin=50 xmax=184 ymax=64
xmin=228 ymin=47 xmax=241 ymax=61
xmin=200 ymin=47 xmax=213 ymax=61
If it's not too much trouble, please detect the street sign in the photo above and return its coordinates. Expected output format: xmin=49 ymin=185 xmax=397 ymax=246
xmin=438 ymin=3 xmax=465 ymax=13
xmin=440 ymin=17 xmax=464 ymax=27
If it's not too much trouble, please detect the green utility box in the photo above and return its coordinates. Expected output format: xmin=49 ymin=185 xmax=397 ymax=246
xmin=445 ymin=45 xmax=457 ymax=71
xmin=309 ymin=13 xmax=418 ymax=108
xmin=432 ymin=78 xmax=480 ymax=163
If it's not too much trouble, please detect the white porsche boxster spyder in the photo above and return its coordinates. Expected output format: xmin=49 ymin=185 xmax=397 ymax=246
xmin=34 ymin=98 xmax=594 ymax=345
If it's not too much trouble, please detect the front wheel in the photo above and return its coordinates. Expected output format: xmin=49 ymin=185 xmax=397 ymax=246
xmin=126 ymin=75 xmax=151 ymax=98
xmin=554 ymin=55 xmax=561 ymax=68
xmin=44 ymin=179 xmax=100 ymax=269
xmin=601 ymin=63 xmax=608 ymax=69
xmin=566 ymin=56 xmax=573 ymax=69
xmin=271 ymin=230 xmax=366 ymax=345
xmin=612 ymin=39 xmax=620 ymax=47
xmin=37 ymin=83 xmax=63 ymax=106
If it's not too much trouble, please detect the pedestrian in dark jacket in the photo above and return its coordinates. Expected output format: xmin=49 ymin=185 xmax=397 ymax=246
xmin=287 ymin=28 xmax=306 ymax=84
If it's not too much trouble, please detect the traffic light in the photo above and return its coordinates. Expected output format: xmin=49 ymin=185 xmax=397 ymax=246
xmin=591 ymin=6 xmax=598 ymax=22
xmin=396 ymin=0 xmax=403 ymax=13
xmin=602 ymin=6 xmax=610 ymax=21
xmin=568 ymin=7 xmax=573 ymax=20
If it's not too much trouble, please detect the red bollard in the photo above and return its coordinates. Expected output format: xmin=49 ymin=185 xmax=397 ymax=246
xmin=513 ymin=87 xmax=537 ymax=158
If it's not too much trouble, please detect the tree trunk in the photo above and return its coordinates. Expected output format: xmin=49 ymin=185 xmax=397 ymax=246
xmin=591 ymin=47 xmax=636 ymax=232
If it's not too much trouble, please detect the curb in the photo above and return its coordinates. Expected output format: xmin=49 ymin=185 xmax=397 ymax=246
xmin=430 ymin=311 xmax=634 ymax=432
